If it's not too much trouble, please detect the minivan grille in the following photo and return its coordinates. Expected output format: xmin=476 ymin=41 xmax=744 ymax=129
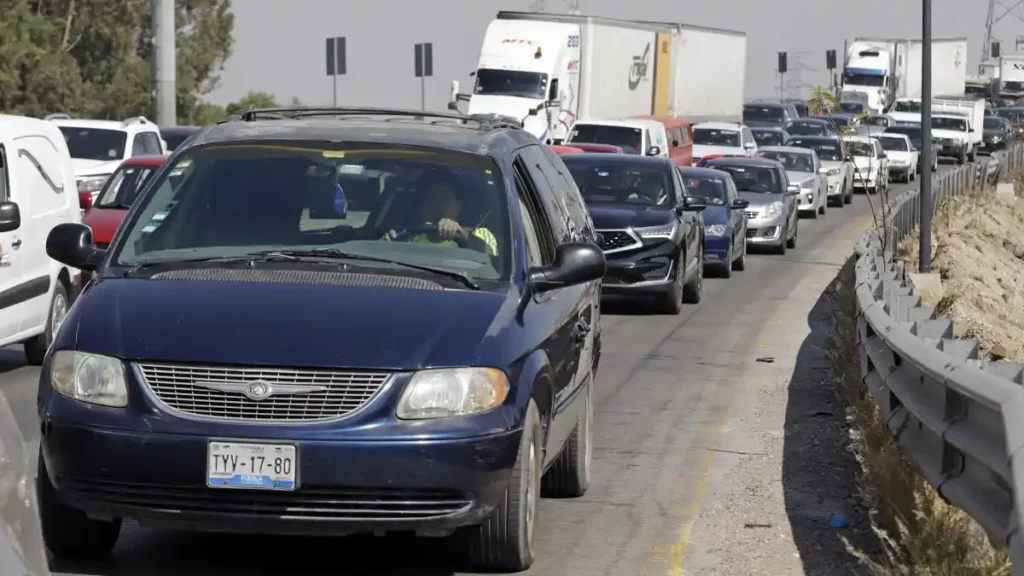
xmin=137 ymin=363 xmax=391 ymax=422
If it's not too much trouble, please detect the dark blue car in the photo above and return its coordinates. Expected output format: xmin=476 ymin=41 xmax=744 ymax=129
xmin=679 ymin=167 xmax=749 ymax=277
xmin=36 ymin=108 xmax=607 ymax=571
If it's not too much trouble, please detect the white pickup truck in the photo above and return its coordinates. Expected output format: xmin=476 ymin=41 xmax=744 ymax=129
xmin=931 ymin=98 xmax=984 ymax=164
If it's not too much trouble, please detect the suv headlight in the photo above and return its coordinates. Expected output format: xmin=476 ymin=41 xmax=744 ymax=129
xmin=762 ymin=201 xmax=783 ymax=219
xmin=50 ymin=351 xmax=128 ymax=408
xmin=634 ymin=223 xmax=677 ymax=240
xmin=397 ymin=367 xmax=509 ymax=420
xmin=706 ymin=224 xmax=726 ymax=236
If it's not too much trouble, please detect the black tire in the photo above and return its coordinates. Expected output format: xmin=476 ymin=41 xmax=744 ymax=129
xmin=719 ymin=242 xmax=733 ymax=278
xmin=38 ymin=452 xmax=121 ymax=560
xmin=969 ymin=148 xmax=976 ymax=163
xmin=542 ymin=380 xmax=592 ymax=498
xmin=24 ymin=279 xmax=69 ymax=366
xmin=818 ymin=202 xmax=826 ymax=215
xmin=682 ymin=244 xmax=703 ymax=304
xmin=958 ymin=150 xmax=966 ymax=165
xmin=656 ymin=252 xmax=685 ymax=315
xmin=786 ymin=219 xmax=797 ymax=249
xmin=732 ymin=238 xmax=746 ymax=271
xmin=460 ymin=400 xmax=543 ymax=572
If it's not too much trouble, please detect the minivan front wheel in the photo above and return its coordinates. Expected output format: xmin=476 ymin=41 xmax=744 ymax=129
xmin=461 ymin=400 xmax=542 ymax=571
xmin=38 ymin=452 xmax=121 ymax=560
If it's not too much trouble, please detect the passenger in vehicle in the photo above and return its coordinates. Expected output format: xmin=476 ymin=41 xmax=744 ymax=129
xmin=381 ymin=170 xmax=498 ymax=256
xmin=628 ymin=172 xmax=670 ymax=205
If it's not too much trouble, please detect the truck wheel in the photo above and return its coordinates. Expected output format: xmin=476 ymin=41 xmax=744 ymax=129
xmin=969 ymin=148 xmax=977 ymax=163
xmin=958 ymin=150 xmax=966 ymax=165
xmin=38 ymin=453 xmax=122 ymax=560
xmin=460 ymin=400 xmax=542 ymax=571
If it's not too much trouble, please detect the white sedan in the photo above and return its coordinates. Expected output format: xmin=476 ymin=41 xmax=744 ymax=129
xmin=879 ymin=133 xmax=920 ymax=183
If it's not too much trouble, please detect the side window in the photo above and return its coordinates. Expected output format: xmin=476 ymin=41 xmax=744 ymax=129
xmin=669 ymin=128 xmax=681 ymax=147
xmin=725 ymin=176 xmax=737 ymax=204
xmin=517 ymin=196 xmax=545 ymax=267
xmin=681 ymin=126 xmax=692 ymax=145
xmin=131 ymin=134 xmax=147 ymax=157
xmin=519 ymin=145 xmax=572 ymax=244
xmin=540 ymin=146 xmax=594 ymax=242
xmin=513 ymin=156 xmax=556 ymax=265
xmin=142 ymin=132 xmax=162 ymax=155
xmin=672 ymin=167 xmax=687 ymax=204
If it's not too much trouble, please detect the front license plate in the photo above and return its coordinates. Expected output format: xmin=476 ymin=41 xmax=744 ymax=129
xmin=207 ymin=442 xmax=297 ymax=491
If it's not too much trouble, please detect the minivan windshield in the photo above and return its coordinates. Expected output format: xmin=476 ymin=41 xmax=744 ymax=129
xmin=58 ymin=127 xmax=127 ymax=161
xmin=562 ymin=159 xmax=674 ymax=206
xmin=568 ymin=124 xmax=643 ymax=154
xmin=114 ymin=144 xmax=511 ymax=282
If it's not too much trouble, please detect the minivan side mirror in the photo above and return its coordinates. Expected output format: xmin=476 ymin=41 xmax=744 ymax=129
xmin=529 ymin=242 xmax=607 ymax=294
xmin=647 ymin=146 xmax=661 ymax=156
xmin=0 ymin=201 xmax=20 ymax=233
xmin=46 ymin=223 xmax=107 ymax=272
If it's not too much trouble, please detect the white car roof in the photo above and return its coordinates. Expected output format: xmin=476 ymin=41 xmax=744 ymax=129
xmin=694 ymin=122 xmax=742 ymax=131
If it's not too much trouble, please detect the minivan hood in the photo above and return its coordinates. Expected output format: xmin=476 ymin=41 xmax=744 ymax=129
xmin=586 ymin=203 xmax=676 ymax=230
xmin=70 ymin=276 xmax=511 ymax=370
xmin=72 ymin=158 xmax=121 ymax=178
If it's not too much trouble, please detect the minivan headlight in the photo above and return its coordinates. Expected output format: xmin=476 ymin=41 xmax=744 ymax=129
xmin=50 ymin=351 xmax=128 ymax=407
xmin=397 ymin=367 xmax=509 ymax=420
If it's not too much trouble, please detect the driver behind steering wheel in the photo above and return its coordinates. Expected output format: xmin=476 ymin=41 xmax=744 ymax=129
xmin=381 ymin=170 xmax=498 ymax=256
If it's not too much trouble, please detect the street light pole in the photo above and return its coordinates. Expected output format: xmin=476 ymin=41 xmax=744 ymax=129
xmin=919 ymin=0 xmax=933 ymax=272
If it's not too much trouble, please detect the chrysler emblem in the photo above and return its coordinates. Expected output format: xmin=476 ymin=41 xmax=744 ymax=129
xmin=244 ymin=381 xmax=272 ymax=401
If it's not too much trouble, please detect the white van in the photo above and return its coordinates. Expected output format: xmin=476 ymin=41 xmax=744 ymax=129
xmin=0 ymin=114 xmax=82 ymax=364
xmin=565 ymin=118 xmax=670 ymax=157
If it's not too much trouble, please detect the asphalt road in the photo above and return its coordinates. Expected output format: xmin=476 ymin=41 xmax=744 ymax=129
xmin=0 ymin=172 xmax=933 ymax=576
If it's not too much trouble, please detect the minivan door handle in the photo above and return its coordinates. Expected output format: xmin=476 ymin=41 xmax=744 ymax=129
xmin=10 ymin=239 xmax=22 ymax=249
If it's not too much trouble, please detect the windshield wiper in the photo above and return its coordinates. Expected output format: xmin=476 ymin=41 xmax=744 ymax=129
xmin=254 ymin=249 xmax=480 ymax=290
xmin=121 ymin=252 xmax=306 ymax=276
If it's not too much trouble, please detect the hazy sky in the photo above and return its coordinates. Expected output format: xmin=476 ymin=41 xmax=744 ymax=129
xmin=207 ymin=0 xmax=1010 ymax=110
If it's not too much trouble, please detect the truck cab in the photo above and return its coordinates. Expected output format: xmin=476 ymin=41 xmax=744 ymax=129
xmin=842 ymin=43 xmax=894 ymax=113
xmin=886 ymin=98 xmax=923 ymax=126
xmin=459 ymin=19 xmax=581 ymax=143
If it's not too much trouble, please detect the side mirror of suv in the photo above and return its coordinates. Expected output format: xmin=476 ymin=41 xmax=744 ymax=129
xmin=680 ymin=195 xmax=707 ymax=212
xmin=0 ymin=201 xmax=20 ymax=233
xmin=46 ymin=223 xmax=107 ymax=272
xmin=530 ymin=242 xmax=606 ymax=294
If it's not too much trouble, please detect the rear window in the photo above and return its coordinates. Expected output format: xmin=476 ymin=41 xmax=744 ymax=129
xmin=707 ymin=163 xmax=780 ymax=194
xmin=679 ymin=171 xmax=727 ymax=205
xmin=786 ymin=139 xmax=843 ymax=161
xmin=567 ymin=124 xmax=643 ymax=154
xmin=743 ymin=106 xmax=785 ymax=121
xmin=58 ymin=127 xmax=127 ymax=161
xmin=752 ymin=130 xmax=786 ymax=146
xmin=693 ymin=128 xmax=740 ymax=147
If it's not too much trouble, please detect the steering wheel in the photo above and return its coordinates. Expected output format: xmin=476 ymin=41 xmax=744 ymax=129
xmin=390 ymin=223 xmax=471 ymax=248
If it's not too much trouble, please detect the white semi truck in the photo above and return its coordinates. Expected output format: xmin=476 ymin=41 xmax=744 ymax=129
xmin=450 ymin=11 xmax=746 ymax=143
xmin=841 ymin=37 xmax=968 ymax=113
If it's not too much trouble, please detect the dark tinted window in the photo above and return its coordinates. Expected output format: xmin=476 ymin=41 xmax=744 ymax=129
xmin=892 ymin=100 xmax=922 ymax=113
xmin=787 ymin=121 xmax=829 ymax=136
xmin=825 ymin=115 xmax=852 ymax=127
xmin=115 ymin=143 xmax=512 ymax=282
xmin=474 ymin=68 xmax=547 ymax=99
xmin=862 ymin=115 xmax=890 ymax=127
xmin=163 ymin=131 xmax=197 ymax=151
xmin=743 ymin=105 xmax=785 ymax=121
xmin=678 ymin=170 xmax=727 ymax=205
xmin=752 ymin=130 xmax=786 ymax=146
xmin=932 ymin=117 xmax=967 ymax=131
xmin=879 ymin=136 xmax=909 ymax=151
xmin=58 ymin=127 xmax=127 ymax=161
xmin=884 ymin=128 xmax=922 ymax=148
xmin=706 ymin=162 xmax=781 ymax=194
xmin=757 ymin=150 xmax=814 ymax=172
xmin=568 ymin=124 xmax=643 ymax=154
xmin=786 ymin=138 xmax=843 ymax=161
xmin=845 ymin=140 xmax=875 ymax=156
xmin=984 ymin=117 xmax=1004 ymax=129
xmin=95 ymin=165 xmax=159 ymax=208
xmin=562 ymin=159 xmax=674 ymax=206
xmin=840 ymin=102 xmax=866 ymax=114
xmin=693 ymin=128 xmax=740 ymax=147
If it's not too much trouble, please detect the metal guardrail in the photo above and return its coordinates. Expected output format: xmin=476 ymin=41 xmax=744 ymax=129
xmin=852 ymin=142 xmax=1024 ymax=573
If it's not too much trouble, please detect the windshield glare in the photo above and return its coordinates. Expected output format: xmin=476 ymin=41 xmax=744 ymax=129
xmin=743 ymin=106 xmax=784 ymax=121
xmin=473 ymin=68 xmax=547 ymax=99
xmin=95 ymin=165 xmax=159 ymax=208
xmin=694 ymin=128 xmax=740 ymax=147
xmin=564 ymin=161 xmax=673 ymax=206
xmin=932 ymin=117 xmax=967 ymax=131
xmin=758 ymin=151 xmax=814 ymax=172
xmin=568 ymin=125 xmax=643 ymax=154
xmin=880 ymin=137 xmax=908 ymax=152
xmin=58 ymin=127 xmax=127 ymax=161
xmin=680 ymin=172 xmax=727 ymax=205
xmin=709 ymin=163 xmax=779 ymax=194
xmin=845 ymin=141 xmax=875 ymax=156
xmin=114 ymin=144 xmax=511 ymax=282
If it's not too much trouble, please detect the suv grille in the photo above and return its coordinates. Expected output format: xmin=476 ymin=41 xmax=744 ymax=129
xmin=596 ymin=230 xmax=640 ymax=252
xmin=137 ymin=363 xmax=390 ymax=422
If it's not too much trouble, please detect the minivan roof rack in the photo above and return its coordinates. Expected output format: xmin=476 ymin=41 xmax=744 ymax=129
xmin=44 ymin=113 xmax=71 ymax=121
xmin=121 ymin=116 xmax=150 ymax=127
xmin=228 ymin=106 xmax=524 ymax=132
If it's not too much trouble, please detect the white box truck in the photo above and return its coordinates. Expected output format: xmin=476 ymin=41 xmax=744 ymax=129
xmin=997 ymin=54 xmax=1024 ymax=99
xmin=452 ymin=12 xmax=670 ymax=143
xmin=930 ymin=97 xmax=985 ymax=163
xmin=841 ymin=37 xmax=967 ymax=113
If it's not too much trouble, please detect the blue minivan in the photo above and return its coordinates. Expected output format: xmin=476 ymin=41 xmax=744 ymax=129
xmin=37 ymin=108 xmax=606 ymax=571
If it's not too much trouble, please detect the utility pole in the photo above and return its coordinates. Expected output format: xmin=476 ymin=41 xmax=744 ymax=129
xmin=920 ymin=0 xmax=933 ymax=272
xmin=151 ymin=0 xmax=176 ymax=125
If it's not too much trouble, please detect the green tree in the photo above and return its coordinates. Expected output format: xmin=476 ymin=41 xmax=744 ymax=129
xmin=225 ymin=91 xmax=279 ymax=114
xmin=0 ymin=0 xmax=234 ymax=124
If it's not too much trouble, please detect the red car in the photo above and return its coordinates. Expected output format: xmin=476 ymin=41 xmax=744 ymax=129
xmin=563 ymin=142 xmax=628 ymax=154
xmin=79 ymin=154 xmax=167 ymax=286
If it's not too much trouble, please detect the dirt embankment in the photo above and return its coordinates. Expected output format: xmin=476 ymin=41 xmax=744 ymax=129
xmin=900 ymin=183 xmax=1024 ymax=361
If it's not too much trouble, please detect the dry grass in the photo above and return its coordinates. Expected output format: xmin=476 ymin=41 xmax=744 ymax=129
xmin=825 ymin=259 xmax=1011 ymax=575
xmin=896 ymin=176 xmax=1024 ymax=360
